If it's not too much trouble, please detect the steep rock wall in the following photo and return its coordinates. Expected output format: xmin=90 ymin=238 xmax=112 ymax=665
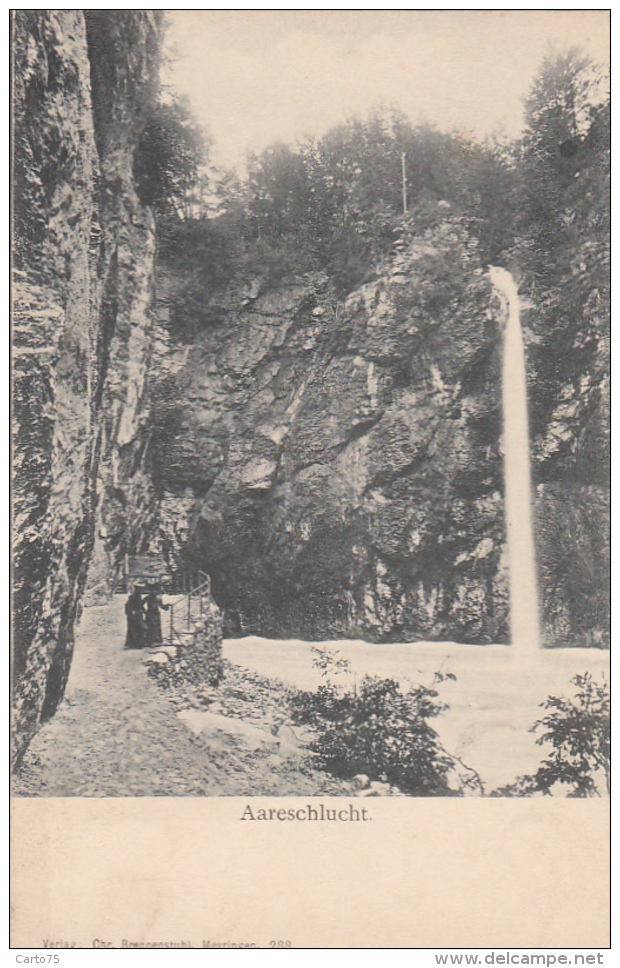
xmin=152 ymin=223 xmax=508 ymax=641
xmin=82 ymin=11 xmax=161 ymax=596
xmin=12 ymin=10 xmax=162 ymax=766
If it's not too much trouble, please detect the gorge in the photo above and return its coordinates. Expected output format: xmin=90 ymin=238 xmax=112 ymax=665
xmin=12 ymin=11 xmax=610 ymax=766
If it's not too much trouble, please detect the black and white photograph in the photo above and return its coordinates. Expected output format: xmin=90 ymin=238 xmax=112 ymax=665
xmin=10 ymin=7 xmax=610 ymax=950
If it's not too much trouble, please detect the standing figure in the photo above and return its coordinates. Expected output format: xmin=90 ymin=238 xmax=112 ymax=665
xmin=143 ymin=589 xmax=169 ymax=647
xmin=124 ymin=586 xmax=145 ymax=650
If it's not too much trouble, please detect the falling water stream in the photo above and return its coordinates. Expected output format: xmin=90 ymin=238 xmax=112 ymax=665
xmin=489 ymin=267 xmax=540 ymax=659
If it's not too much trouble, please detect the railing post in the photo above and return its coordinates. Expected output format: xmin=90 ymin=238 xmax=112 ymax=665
xmin=169 ymin=604 xmax=174 ymax=645
xmin=187 ymin=591 xmax=191 ymax=629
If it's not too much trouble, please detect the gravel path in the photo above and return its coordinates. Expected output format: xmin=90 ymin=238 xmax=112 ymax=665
xmin=11 ymin=599 xmax=347 ymax=798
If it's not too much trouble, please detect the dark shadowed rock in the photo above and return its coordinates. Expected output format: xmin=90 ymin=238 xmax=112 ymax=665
xmin=150 ymin=225 xmax=506 ymax=641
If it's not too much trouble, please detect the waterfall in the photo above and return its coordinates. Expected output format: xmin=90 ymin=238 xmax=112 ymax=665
xmin=489 ymin=267 xmax=540 ymax=657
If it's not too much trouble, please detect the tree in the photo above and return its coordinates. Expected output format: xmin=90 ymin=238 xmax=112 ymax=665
xmin=133 ymin=94 xmax=211 ymax=216
xmin=246 ymin=142 xmax=314 ymax=241
xmin=239 ymin=106 xmax=519 ymax=295
xmin=514 ymin=49 xmax=610 ymax=485
xmin=518 ymin=48 xmax=609 ymax=274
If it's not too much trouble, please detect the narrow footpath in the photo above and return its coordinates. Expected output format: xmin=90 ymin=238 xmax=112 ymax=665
xmin=12 ymin=599 xmax=345 ymax=797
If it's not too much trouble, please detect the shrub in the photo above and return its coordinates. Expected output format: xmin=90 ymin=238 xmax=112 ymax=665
xmin=289 ymin=648 xmax=481 ymax=796
xmin=495 ymin=672 xmax=610 ymax=797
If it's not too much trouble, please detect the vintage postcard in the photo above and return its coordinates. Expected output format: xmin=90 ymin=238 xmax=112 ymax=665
xmin=11 ymin=9 xmax=610 ymax=951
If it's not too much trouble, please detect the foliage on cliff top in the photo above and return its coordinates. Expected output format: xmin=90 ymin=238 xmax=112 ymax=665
xmin=134 ymin=94 xmax=211 ymax=216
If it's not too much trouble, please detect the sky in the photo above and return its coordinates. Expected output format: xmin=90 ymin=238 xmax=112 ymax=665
xmin=163 ymin=10 xmax=610 ymax=172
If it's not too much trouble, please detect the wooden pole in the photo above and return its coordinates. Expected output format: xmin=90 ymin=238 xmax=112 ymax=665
xmin=401 ymin=152 xmax=407 ymax=215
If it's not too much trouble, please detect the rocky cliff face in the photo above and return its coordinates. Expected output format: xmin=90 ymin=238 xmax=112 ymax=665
xmin=12 ymin=10 xmax=162 ymax=765
xmin=151 ymin=216 xmax=609 ymax=648
xmin=151 ymin=223 xmax=506 ymax=642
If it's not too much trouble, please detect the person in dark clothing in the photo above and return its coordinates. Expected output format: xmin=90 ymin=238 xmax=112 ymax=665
xmin=124 ymin=586 xmax=145 ymax=650
xmin=143 ymin=589 xmax=170 ymax=647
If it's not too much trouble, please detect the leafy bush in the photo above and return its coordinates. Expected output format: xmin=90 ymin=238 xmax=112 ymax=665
xmin=495 ymin=673 xmax=610 ymax=797
xmin=289 ymin=648 xmax=481 ymax=796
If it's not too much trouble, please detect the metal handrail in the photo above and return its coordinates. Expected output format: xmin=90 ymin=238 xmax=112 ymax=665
xmin=167 ymin=572 xmax=212 ymax=645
